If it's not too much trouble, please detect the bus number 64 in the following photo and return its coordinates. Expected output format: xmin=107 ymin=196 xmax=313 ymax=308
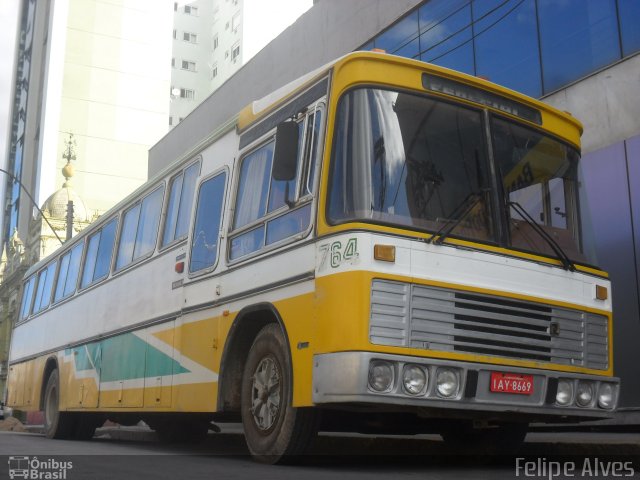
xmin=319 ymin=238 xmax=358 ymax=270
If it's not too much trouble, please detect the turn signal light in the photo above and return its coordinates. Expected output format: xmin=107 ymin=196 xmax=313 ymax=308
xmin=595 ymin=285 xmax=608 ymax=301
xmin=374 ymin=244 xmax=396 ymax=263
xmin=175 ymin=261 xmax=185 ymax=273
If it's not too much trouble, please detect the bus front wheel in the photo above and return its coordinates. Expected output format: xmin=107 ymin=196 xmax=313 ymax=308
xmin=240 ymin=323 xmax=319 ymax=463
xmin=43 ymin=369 xmax=75 ymax=439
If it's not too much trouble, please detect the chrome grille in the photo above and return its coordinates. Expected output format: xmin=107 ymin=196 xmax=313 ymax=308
xmin=370 ymin=280 xmax=609 ymax=370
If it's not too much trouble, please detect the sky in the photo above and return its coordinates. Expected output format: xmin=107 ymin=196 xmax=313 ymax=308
xmin=243 ymin=0 xmax=313 ymax=61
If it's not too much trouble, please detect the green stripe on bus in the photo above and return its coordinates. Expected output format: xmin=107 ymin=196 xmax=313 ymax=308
xmin=66 ymin=333 xmax=189 ymax=382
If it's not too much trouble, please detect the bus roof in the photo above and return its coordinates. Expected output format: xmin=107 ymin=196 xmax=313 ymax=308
xmin=238 ymin=51 xmax=583 ymax=144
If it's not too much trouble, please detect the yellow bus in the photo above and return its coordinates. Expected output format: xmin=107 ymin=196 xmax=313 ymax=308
xmin=6 ymin=52 xmax=618 ymax=462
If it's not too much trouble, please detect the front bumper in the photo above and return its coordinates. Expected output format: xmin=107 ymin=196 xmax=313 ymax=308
xmin=312 ymin=352 xmax=619 ymax=421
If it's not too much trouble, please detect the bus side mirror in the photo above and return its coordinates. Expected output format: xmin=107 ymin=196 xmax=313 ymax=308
xmin=272 ymin=121 xmax=299 ymax=181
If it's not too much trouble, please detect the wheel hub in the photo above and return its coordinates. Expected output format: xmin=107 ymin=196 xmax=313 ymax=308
xmin=250 ymin=356 xmax=281 ymax=431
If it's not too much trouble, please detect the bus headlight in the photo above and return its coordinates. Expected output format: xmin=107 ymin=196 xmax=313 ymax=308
xmin=402 ymin=364 xmax=427 ymax=395
xmin=436 ymin=368 xmax=459 ymax=398
xmin=368 ymin=360 xmax=394 ymax=393
xmin=576 ymin=381 xmax=594 ymax=407
xmin=598 ymin=383 xmax=616 ymax=409
xmin=556 ymin=379 xmax=573 ymax=406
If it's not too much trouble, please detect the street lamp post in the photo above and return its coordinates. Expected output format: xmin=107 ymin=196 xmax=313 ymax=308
xmin=66 ymin=200 xmax=74 ymax=241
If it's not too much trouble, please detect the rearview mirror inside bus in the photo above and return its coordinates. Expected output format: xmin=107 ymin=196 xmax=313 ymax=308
xmin=272 ymin=121 xmax=299 ymax=181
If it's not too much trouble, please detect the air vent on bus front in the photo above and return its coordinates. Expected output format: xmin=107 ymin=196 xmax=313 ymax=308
xmin=369 ymin=280 xmax=608 ymax=371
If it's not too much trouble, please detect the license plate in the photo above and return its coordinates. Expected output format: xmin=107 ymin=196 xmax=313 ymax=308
xmin=490 ymin=372 xmax=534 ymax=395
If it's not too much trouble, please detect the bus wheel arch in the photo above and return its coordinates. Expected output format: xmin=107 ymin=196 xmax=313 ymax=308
xmin=217 ymin=303 xmax=291 ymax=413
xmin=40 ymin=357 xmax=59 ymax=411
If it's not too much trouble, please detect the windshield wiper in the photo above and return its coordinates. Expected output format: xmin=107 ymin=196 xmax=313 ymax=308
xmin=508 ymin=201 xmax=576 ymax=271
xmin=425 ymin=190 xmax=485 ymax=245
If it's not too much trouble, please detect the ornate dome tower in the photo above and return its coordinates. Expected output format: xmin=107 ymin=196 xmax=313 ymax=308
xmin=27 ymin=134 xmax=94 ymax=261
xmin=41 ymin=159 xmax=90 ymax=224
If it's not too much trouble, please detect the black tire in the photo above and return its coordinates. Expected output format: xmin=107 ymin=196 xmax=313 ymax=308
xmin=43 ymin=370 xmax=75 ymax=439
xmin=241 ymin=323 xmax=319 ymax=464
xmin=440 ymin=421 xmax=528 ymax=455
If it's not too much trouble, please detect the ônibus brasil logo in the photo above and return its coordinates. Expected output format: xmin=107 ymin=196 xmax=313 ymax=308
xmin=8 ymin=456 xmax=73 ymax=479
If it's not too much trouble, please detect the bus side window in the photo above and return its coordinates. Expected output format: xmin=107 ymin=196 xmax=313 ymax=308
xmin=81 ymin=217 xmax=118 ymax=289
xmin=229 ymin=106 xmax=323 ymax=261
xmin=116 ymin=185 xmax=165 ymax=270
xmin=19 ymin=276 xmax=36 ymax=320
xmin=32 ymin=261 xmax=57 ymax=314
xmin=269 ymin=107 xmax=323 ymax=210
xmin=162 ymin=161 xmax=200 ymax=247
xmin=301 ymin=107 xmax=323 ymax=197
xmin=189 ymin=172 xmax=227 ymax=273
xmin=53 ymin=241 xmax=84 ymax=303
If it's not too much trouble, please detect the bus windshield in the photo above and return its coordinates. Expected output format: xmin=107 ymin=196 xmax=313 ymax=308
xmin=328 ymin=87 xmax=584 ymax=263
xmin=493 ymin=117 xmax=583 ymax=262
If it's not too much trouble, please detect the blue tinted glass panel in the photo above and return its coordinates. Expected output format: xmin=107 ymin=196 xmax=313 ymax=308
xmin=473 ymin=0 xmax=542 ymax=97
xmin=94 ymin=218 xmax=117 ymax=281
xmin=116 ymin=204 xmax=141 ymax=270
xmin=538 ymin=0 xmax=620 ymax=93
xmin=429 ymin=45 xmax=474 ymax=74
xmin=133 ymin=187 xmax=164 ymax=260
xmin=81 ymin=232 xmax=101 ymax=288
xmin=54 ymin=254 xmax=71 ymax=302
xmin=360 ymin=41 xmax=374 ymax=51
xmin=627 ymin=136 xmax=640 ymax=301
xmin=376 ymin=11 xmax=420 ymax=58
xmin=266 ymin=204 xmax=311 ymax=245
xmin=419 ymin=2 xmax=474 ymax=74
xmin=418 ymin=0 xmax=468 ymax=33
xmin=235 ymin=142 xmax=273 ymax=228
xmin=162 ymin=172 xmax=183 ymax=246
xmin=34 ymin=262 xmax=56 ymax=312
xmin=189 ymin=173 xmax=226 ymax=272
xmin=33 ymin=269 xmax=49 ymax=314
xmin=618 ymin=0 xmax=640 ymax=57
xmin=229 ymin=226 xmax=264 ymax=261
xmin=41 ymin=263 xmax=57 ymax=309
xmin=20 ymin=277 xmax=35 ymax=319
xmin=395 ymin=38 xmax=420 ymax=59
xmin=175 ymin=162 xmax=199 ymax=239
xmin=64 ymin=242 xmax=84 ymax=297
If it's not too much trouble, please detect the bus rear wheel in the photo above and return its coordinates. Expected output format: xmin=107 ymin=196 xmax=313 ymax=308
xmin=43 ymin=369 xmax=75 ymax=439
xmin=240 ymin=323 xmax=319 ymax=464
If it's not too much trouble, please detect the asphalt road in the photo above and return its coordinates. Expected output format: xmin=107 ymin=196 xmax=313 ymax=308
xmin=1 ymin=428 xmax=639 ymax=480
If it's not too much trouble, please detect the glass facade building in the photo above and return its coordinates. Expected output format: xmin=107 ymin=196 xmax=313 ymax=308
xmin=361 ymin=0 xmax=640 ymax=407
xmin=362 ymin=0 xmax=640 ymax=98
xmin=4 ymin=0 xmax=37 ymax=243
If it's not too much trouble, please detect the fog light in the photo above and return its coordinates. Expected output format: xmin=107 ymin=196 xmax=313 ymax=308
xmin=556 ymin=379 xmax=573 ymax=406
xmin=436 ymin=368 xmax=459 ymax=398
xmin=402 ymin=364 xmax=427 ymax=395
xmin=576 ymin=381 xmax=594 ymax=407
xmin=598 ymin=383 xmax=615 ymax=409
xmin=368 ymin=360 xmax=394 ymax=392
